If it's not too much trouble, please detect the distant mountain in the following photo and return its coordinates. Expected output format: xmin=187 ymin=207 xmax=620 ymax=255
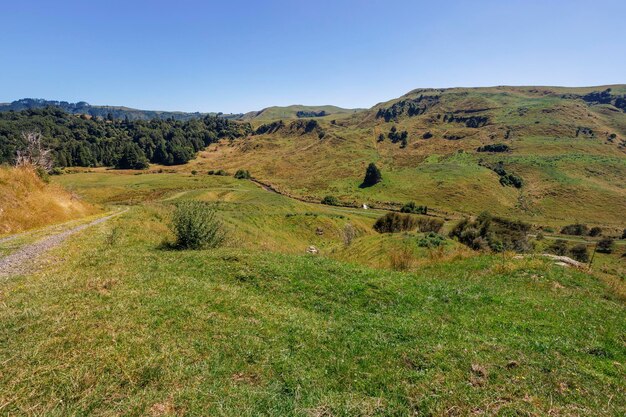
xmin=239 ymin=105 xmax=364 ymax=121
xmin=0 ymin=98 xmax=244 ymax=121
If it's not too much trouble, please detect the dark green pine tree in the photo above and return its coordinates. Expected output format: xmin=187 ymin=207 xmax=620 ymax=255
xmin=361 ymin=162 xmax=382 ymax=188
xmin=116 ymin=143 xmax=149 ymax=169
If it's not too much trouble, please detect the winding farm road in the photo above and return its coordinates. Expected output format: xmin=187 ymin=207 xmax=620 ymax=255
xmin=0 ymin=209 xmax=127 ymax=278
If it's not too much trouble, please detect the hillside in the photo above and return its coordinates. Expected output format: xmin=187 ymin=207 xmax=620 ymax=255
xmin=193 ymin=85 xmax=626 ymax=227
xmin=0 ymin=166 xmax=96 ymax=234
xmin=239 ymin=104 xmax=363 ymax=121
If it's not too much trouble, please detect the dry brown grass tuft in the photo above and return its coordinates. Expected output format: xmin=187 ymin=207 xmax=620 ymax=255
xmin=0 ymin=166 xmax=97 ymax=235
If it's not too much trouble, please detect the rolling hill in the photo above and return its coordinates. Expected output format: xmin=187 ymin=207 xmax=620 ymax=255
xmin=190 ymin=85 xmax=626 ymax=227
xmin=239 ymin=104 xmax=363 ymax=121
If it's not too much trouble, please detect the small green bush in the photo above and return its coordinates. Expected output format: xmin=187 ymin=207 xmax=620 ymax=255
xmin=234 ymin=169 xmax=251 ymax=179
xmin=373 ymin=212 xmax=417 ymax=233
xmin=597 ymin=237 xmax=614 ymax=254
xmin=321 ymin=195 xmax=340 ymax=206
xmin=570 ymin=244 xmax=589 ymax=263
xmin=588 ymin=226 xmax=602 ymax=237
xmin=449 ymin=212 xmax=531 ymax=252
xmin=417 ymin=232 xmax=446 ymax=248
xmin=171 ymin=201 xmax=225 ymax=249
xmin=191 ymin=170 xmax=198 ymax=175
xmin=561 ymin=223 xmax=588 ymax=236
xmin=400 ymin=201 xmax=427 ymax=215
xmin=416 ymin=217 xmax=444 ymax=233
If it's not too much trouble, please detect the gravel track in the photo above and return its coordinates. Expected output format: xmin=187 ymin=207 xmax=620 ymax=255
xmin=0 ymin=210 xmax=126 ymax=278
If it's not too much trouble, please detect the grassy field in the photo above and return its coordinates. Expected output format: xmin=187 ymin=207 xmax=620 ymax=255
xmin=0 ymin=171 xmax=624 ymax=415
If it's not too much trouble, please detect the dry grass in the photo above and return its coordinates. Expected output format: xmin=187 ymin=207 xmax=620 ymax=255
xmin=0 ymin=166 xmax=97 ymax=235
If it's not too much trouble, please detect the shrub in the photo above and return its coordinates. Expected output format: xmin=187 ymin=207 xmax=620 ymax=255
xmin=234 ymin=169 xmax=251 ymax=179
xmin=622 ymin=229 xmax=626 ymax=239
xmin=477 ymin=143 xmax=510 ymax=153
xmin=422 ymin=131 xmax=433 ymax=139
xmin=373 ymin=212 xmax=417 ymax=233
xmin=449 ymin=212 xmax=531 ymax=252
xmin=570 ymin=244 xmax=589 ymax=263
xmin=588 ymin=226 xmax=602 ymax=237
xmin=400 ymin=201 xmax=427 ymax=215
xmin=597 ymin=237 xmax=615 ymax=254
xmin=50 ymin=167 xmax=64 ymax=175
xmin=499 ymin=173 xmax=523 ymax=188
xmin=191 ymin=170 xmax=198 ymax=176
xmin=549 ymin=239 xmax=569 ymax=256
xmin=215 ymin=169 xmax=228 ymax=176
xmin=321 ymin=195 xmax=340 ymax=206
xmin=207 ymin=170 xmax=214 ymax=175
xmin=171 ymin=201 xmax=224 ymax=249
xmin=417 ymin=232 xmax=446 ymax=248
xmin=361 ymin=163 xmax=382 ymax=187
xmin=561 ymin=223 xmax=588 ymax=236
xmin=416 ymin=217 xmax=444 ymax=233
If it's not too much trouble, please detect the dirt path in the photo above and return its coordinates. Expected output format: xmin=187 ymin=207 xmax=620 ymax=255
xmin=249 ymin=178 xmax=452 ymax=219
xmin=0 ymin=209 xmax=127 ymax=278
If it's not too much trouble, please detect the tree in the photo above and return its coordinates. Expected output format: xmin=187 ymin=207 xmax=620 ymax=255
xmin=15 ymin=131 xmax=53 ymax=172
xmin=361 ymin=162 xmax=382 ymax=188
xmin=115 ymin=143 xmax=149 ymax=169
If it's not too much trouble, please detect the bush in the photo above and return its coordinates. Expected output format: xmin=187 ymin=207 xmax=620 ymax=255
xmin=400 ymin=201 xmax=427 ymax=215
xmin=588 ymin=226 xmax=602 ymax=237
xmin=361 ymin=162 xmax=382 ymax=187
xmin=449 ymin=212 xmax=531 ymax=252
xmin=549 ymin=239 xmax=569 ymax=256
xmin=597 ymin=237 xmax=615 ymax=254
xmin=622 ymin=229 xmax=626 ymax=239
xmin=477 ymin=143 xmax=510 ymax=153
xmin=171 ymin=201 xmax=224 ymax=249
xmin=373 ymin=212 xmax=417 ymax=233
xmin=416 ymin=217 xmax=444 ymax=233
xmin=417 ymin=232 xmax=446 ymax=248
xmin=191 ymin=170 xmax=198 ymax=175
xmin=234 ymin=169 xmax=251 ymax=179
xmin=561 ymin=223 xmax=588 ymax=236
xmin=570 ymin=244 xmax=589 ymax=263
xmin=321 ymin=195 xmax=340 ymax=206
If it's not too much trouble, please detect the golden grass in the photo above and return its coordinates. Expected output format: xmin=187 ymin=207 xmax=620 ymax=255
xmin=0 ymin=166 xmax=98 ymax=235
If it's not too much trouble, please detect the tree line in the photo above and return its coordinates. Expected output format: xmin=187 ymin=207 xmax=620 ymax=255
xmin=0 ymin=107 xmax=251 ymax=169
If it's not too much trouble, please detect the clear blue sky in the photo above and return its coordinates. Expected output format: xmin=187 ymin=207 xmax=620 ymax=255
xmin=1 ymin=0 xmax=624 ymax=113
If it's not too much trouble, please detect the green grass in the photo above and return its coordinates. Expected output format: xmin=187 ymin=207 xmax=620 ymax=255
xmin=1 ymin=203 xmax=624 ymax=415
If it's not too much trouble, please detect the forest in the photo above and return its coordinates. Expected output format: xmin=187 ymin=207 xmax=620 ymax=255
xmin=0 ymin=107 xmax=250 ymax=169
